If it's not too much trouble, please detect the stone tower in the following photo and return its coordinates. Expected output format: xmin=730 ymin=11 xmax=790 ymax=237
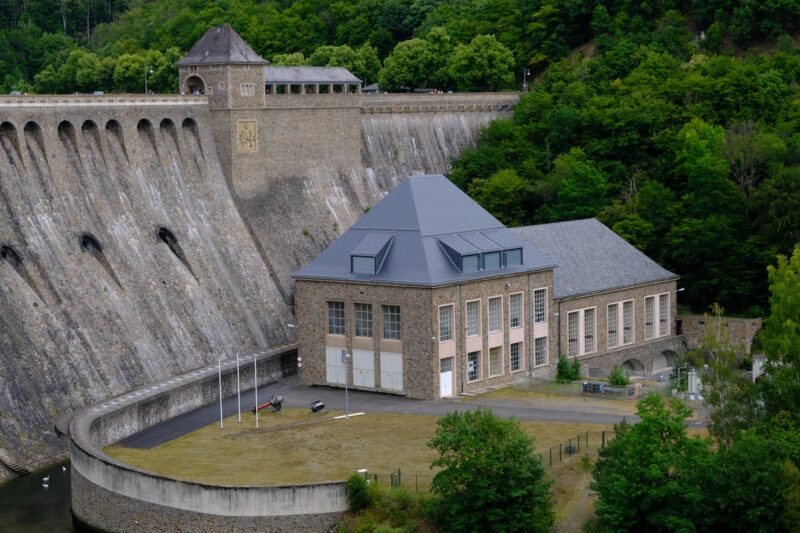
xmin=177 ymin=24 xmax=267 ymax=110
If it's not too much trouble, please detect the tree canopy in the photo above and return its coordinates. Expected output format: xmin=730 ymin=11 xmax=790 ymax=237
xmin=427 ymin=408 xmax=553 ymax=533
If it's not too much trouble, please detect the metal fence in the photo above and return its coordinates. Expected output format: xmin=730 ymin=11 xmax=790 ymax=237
xmin=537 ymin=430 xmax=616 ymax=469
xmin=357 ymin=431 xmax=618 ymax=493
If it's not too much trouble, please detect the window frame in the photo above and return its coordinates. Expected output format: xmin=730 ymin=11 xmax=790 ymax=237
xmin=568 ymin=311 xmax=579 ymax=357
xmin=382 ymin=304 xmax=401 ymax=340
xmin=607 ymin=302 xmax=618 ymax=349
xmin=327 ymin=301 xmax=345 ymax=336
xmin=510 ymin=341 xmax=523 ymax=372
xmin=534 ymin=336 xmax=547 ymax=367
xmin=533 ymin=288 xmax=547 ymax=324
xmin=354 ymin=302 xmax=373 ymax=338
xmin=583 ymin=307 xmax=596 ymax=354
xmin=438 ymin=304 xmax=454 ymax=343
xmin=488 ymin=346 xmax=503 ymax=377
xmin=509 ymin=292 xmax=523 ymax=329
xmin=488 ymin=296 xmax=503 ymax=333
xmin=467 ymin=351 xmax=481 ymax=382
xmin=466 ymin=299 xmax=481 ymax=337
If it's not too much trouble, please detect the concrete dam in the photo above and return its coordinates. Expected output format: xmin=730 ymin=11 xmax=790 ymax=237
xmin=0 ymin=91 xmax=516 ymax=478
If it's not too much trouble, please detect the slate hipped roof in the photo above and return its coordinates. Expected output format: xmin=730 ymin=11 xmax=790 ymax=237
xmin=264 ymin=66 xmax=361 ymax=84
xmin=512 ymin=219 xmax=678 ymax=300
xmin=293 ymin=175 xmax=555 ymax=286
xmin=177 ymin=25 xmax=268 ymax=66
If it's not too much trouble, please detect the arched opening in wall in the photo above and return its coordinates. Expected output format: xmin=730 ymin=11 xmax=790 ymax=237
xmin=105 ymin=119 xmax=128 ymax=162
xmin=181 ymin=118 xmax=204 ymax=159
xmin=137 ymin=119 xmax=159 ymax=156
xmin=622 ymin=358 xmax=645 ymax=376
xmin=81 ymin=120 xmax=106 ymax=169
xmin=158 ymin=227 xmax=197 ymax=281
xmin=80 ymin=232 xmax=123 ymax=289
xmin=184 ymin=76 xmax=205 ymax=95
xmin=653 ymin=350 xmax=678 ymax=373
xmin=159 ymin=118 xmax=181 ymax=158
xmin=58 ymin=120 xmax=83 ymax=173
xmin=0 ymin=122 xmax=23 ymax=171
xmin=1 ymin=244 xmax=45 ymax=302
xmin=24 ymin=121 xmax=49 ymax=173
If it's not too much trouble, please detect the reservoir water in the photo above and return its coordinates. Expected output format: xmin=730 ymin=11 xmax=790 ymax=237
xmin=0 ymin=462 xmax=74 ymax=532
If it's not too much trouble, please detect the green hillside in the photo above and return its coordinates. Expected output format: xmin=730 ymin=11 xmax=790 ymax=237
xmin=2 ymin=0 xmax=800 ymax=313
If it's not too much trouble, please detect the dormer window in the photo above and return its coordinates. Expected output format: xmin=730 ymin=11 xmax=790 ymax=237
xmin=350 ymin=233 xmax=394 ymax=275
xmin=463 ymin=254 xmax=480 ymax=273
xmin=505 ymin=248 xmax=522 ymax=267
xmin=352 ymin=256 xmax=376 ymax=274
xmin=483 ymin=251 xmax=501 ymax=270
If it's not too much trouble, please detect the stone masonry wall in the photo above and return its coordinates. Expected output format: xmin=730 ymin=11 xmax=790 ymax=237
xmin=551 ymin=280 xmax=680 ymax=376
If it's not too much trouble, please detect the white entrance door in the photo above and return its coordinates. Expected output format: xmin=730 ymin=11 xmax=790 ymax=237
xmin=325 ymin=347 xmax=346 ymax=385
xmin=440 ymin=357 xmax=453 ymax=397
xmin=353 ymin=350 xmax=375 ymax=388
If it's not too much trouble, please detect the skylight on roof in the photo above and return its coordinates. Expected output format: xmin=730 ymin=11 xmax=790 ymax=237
xmin=351 ymin=233 xmax=394 ymax=275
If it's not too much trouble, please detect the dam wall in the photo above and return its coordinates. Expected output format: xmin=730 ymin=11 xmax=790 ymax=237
xmin=0 ymin=92 xmax=517 ymax=478
xmin=222 ymin=92 xmax=518 ymax=294
xmin=0 ymin=96 xmax=293 ymax=478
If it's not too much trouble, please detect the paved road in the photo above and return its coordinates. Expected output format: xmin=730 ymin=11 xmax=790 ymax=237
xmin=120 ymin=375 xmax=660 ymax=448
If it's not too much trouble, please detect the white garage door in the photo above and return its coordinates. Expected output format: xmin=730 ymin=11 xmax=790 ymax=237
xmin=353 ymin=349 xmax=375 ymax=388
xmin=380 ymin=352 xmax=403 ymax=391
xmin=325 ymin=347 xmax=346 ymax=385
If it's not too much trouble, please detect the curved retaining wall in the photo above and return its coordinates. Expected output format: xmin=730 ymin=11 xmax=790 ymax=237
xmin=68 ymin=345 xmax=348 ymax=532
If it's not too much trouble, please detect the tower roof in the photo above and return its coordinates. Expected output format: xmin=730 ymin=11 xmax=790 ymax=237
xmin=293 ymin=175 xmax=555 ymax=287
xmin=177 ymin=25 xmax=268 ymax=66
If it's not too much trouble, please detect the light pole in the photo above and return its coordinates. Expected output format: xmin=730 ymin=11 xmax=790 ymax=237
xmin=522 ymin=68 xmax=530 ymax=92
xmin=144 ymin=64 xmax=153 ymax=94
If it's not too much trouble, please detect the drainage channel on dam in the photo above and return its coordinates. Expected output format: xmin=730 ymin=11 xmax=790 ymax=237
xmin=0 ymin=461 xmax=74 ymax=531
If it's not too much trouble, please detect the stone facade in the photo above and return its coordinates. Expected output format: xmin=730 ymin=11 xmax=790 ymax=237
xmin=296 ymin=270 xmax=554 ymax=399
xmin=680 ymin=314 xmax=762 ymax=353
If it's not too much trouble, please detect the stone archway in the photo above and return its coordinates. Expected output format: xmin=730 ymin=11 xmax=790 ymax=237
xmin=184 ymin=75 xmax=205 ymax=95
xmin=653 ymin=350 xmax=678 ymax=372
xmin=622 ymin=358 xmax=645 ymax=376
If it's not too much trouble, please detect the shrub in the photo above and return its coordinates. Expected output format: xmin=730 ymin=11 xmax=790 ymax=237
xmin=346 ymin=473 xmax=370 ymax=512
xmin=608 ymin=365 xmax=629 ymax=387
xmin=556 ymin=356 xmax=581 ymax=382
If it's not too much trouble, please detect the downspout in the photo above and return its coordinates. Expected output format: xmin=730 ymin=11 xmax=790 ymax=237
xmin=557 ymin=299 xmax=562 ymax=360
xmin=527 ymin=273 xmax=533 ymax=375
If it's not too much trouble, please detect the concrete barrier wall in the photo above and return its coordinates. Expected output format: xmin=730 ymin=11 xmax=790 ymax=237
xmin=68 ymin=346 xmax=348 ymax=531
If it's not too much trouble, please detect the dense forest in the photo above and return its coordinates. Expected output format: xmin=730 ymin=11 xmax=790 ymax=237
xmin=2 ymin=0 xmax=800 ymax=314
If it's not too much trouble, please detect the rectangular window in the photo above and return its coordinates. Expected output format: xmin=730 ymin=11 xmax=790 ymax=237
xmin=607 ymin=303 xmax=618 ymax=349
xmin=510 ymin=342 xmax=522 ymax=372
xmin=467 ymin=351 xmax=480 ymax=382
xmin=483 ymin=251 xmax=501 ymax=270
xmin=354 ymin=303 xmax=372 ymax=337
xmin=584 ymin=308 xmax=595 ymax=354
xmin=352 ymin=256 xmax=375 ymax=274
xmin=623 ymin=300 xmax=633 ymax=344
xmin=489 ymin=346 xmax=502 ymax=377
xmin=644 ymin=296 xmax=655 ymax=340
xmin=534 ymin=336 xmax=547 ymax=366
xmin=509 ymin=293 xmax=522 ymax=329
xmin=327 ymin=301 xmax=345 ymax=335
xmin=466 ymin=300 xmax=480 ymax=337
xmin=462 ymin=254 xmax=479 ymax=273
xmin=239 ymin=83 xmax=255 ymax=96
xmin=568 ymin=311 xmax=579 ymax=357
xmin=505 ymin=248 xmax=522 ymax=266
xmin=488 ymin=297 xmax=502 ymax=333
xmin=440 ymin=357 xmax=452 ymax=373
xmin=439 ymin=305 xmax=453 ymax=342
xmin=382 ymin=305 xmax=401 ymax=340
xmin=534 ymin=289 xmax=546 ymax=323
xmin=659 ymin=293 xmax=669 ymax=337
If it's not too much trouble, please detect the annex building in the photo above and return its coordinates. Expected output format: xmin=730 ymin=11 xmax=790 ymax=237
xmin=293 ymin=175 xmax=683 ymax=400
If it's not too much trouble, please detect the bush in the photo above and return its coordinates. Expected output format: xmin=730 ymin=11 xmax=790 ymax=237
xmin=556 ymin=356 xmax=581 ymax=382
xmin=346 ymin=473 xmax=370 ymax=512
xmin=608 ymin=365 xmax=629 ymax=387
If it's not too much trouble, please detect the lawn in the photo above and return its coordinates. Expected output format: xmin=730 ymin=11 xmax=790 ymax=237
xmin=105 ymin=408 xmax=614 ymax=487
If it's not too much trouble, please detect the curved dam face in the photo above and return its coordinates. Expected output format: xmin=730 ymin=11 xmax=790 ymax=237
xmin=0 ymin=92 xmax=516 ymax=478
xmin=0 ymin=97 xmax=291 ymax=475
xmin=225 ymin=93 xmax=518 ymax=292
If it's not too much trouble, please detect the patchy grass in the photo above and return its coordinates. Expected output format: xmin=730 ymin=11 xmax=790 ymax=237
xmin=105 ymin=409 xmax=613 ymax=487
